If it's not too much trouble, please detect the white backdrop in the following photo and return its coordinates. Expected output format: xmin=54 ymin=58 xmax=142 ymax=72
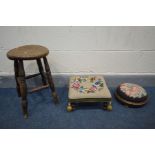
xmin=0 ymin=26 xmax=155 ymax=75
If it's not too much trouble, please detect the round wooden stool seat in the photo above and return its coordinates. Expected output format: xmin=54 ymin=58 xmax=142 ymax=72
xmin=7 ymin=45 xmax=49 ymax=60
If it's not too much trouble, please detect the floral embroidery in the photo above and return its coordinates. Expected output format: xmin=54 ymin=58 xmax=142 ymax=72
xmin=71 ymin=80 xmax=80 ymax=89
xmin=71 ymin=76 xmax=104 ymax=93
xmin=120 ymin=83 xmax=147 ymax=98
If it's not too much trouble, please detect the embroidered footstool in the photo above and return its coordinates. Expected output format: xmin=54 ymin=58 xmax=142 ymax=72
xmin=115 ymin=83 xmax=148 ymax=107
xmin=67 ymin=75 xmax=112 ymax=111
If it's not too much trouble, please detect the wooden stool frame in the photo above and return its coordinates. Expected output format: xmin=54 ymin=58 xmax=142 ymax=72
xmin=13 ymin=57 xmax=59 ymax=118
xmin=5 ymin=44 xmax=60 ymax=119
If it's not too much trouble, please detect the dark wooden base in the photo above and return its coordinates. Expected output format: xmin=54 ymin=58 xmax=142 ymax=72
xmin=66 ymin=101 xmax=112 ymax=112
xmin=115 ymin=92 xmax=148 ymax=107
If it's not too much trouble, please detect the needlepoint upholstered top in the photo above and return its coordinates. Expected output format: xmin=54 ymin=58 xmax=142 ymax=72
xmin=69 ymin=75 xmax=111 ymax=101
xmin=115 ymin=83 xmax=148 ymax=107
xmin=67 ymin=75 xmax=112 ymax=112
xmin=7 ymin=45 xmax=49 ymax=60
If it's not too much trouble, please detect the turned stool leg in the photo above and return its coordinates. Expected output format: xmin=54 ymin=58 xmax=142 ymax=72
xmin=43 ymin=57 xmax=59 ymax=103
xmin=18 ymin=60 xmax=28 ymax=118
xmin=14 ymin=60 xmax=21 ymax=97
xmin=37 ymin=59 xmax=47 ymax=85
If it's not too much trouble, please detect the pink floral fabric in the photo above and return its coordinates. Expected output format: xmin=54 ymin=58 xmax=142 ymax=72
xmin=120 ymin=83 xmax=147 ymax=98
xmin=71 ymin=76 xmax=104 ymax=94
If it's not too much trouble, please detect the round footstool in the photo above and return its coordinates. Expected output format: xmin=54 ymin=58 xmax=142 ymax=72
xmin=115 ymin=83 xmax=148 ymax=107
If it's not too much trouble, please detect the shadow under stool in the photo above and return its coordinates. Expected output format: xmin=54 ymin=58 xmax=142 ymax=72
xmin=7 ymin=45 xmax=59 ymax=118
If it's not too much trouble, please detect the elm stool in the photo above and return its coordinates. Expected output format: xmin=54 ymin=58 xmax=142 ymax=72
xmin=7 ymin=45 xmax=59 ymax=118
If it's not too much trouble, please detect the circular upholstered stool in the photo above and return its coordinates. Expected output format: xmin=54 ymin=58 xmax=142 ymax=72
xmin=115 ymin=83 xmax=148 ymax=107
xmin=7 ymin=45 xmax=59 ymax=118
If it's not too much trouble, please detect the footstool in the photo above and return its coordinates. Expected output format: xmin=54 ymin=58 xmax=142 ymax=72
xmin=67 ymin=75 xmax=112 ymax=111
xmin=115 ymin=83 xmax=148 ymax=107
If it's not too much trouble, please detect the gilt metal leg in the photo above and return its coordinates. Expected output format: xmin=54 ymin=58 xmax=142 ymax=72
xmin=103 ymin=101 xmax=112 ymax=111
xmin=107 ymin=101 xmax=112 ymax=111
xmin=67 ymin=102 xmax=74 ymax=112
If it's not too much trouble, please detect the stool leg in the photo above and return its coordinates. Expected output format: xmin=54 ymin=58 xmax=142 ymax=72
xmin=67 ymin=102 xmax=74 ymax=112
xmin=37 ymin=59 xmax=47 ymax=85
xmin=43 ymin=57 xmax=59 ymax=103
xmin=14 ymin=60 xmax=21 ymax=97
xmin=107 ymin=101 xmax=112 ymax=111
xmin=18 ymin=60 xmax=28 ymax=118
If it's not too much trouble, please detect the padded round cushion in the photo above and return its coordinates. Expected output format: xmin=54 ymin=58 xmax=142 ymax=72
xmin=115 ymin=83 xmax=148 ymax=107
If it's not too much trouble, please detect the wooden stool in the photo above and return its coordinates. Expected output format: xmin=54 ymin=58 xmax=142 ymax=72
xmin=7 ymin=45 xmax=59 ymax=118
